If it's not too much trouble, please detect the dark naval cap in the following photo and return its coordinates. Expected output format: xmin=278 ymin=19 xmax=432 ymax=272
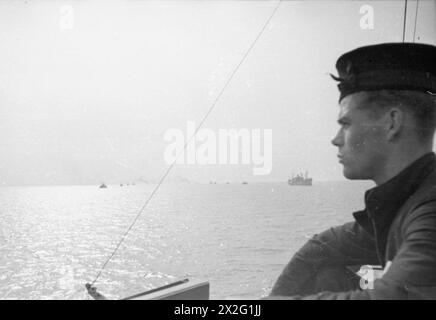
xmin=331 ymin=42 xmax=436 ymax=102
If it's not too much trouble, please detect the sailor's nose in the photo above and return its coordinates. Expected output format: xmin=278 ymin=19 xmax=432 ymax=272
xmin=331 ymin=132 xmax=342 ymax=147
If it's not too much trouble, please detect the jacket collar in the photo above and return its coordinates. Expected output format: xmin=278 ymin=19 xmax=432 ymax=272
xmin=353 ymin=152 xmax=436 ymax=236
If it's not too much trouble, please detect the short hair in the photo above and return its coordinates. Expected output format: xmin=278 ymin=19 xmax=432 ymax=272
xmin=358 ymin=90 xmax=436 ymax=142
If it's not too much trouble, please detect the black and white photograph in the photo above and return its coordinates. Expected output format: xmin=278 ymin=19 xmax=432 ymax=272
xmin=0 ymin=0 xmax=436 ymax=304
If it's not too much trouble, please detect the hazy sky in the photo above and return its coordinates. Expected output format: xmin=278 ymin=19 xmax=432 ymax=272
xmin=1 ymin=0 xmax=435 ymax=186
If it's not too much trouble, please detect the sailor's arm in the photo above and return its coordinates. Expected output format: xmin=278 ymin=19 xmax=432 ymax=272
xmin=270 ymin=221 xmax=379 ymax=296
xmin=269 ymin=202 xmax=436 ymax=300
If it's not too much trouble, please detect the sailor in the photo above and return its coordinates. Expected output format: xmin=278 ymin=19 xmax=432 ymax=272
xmin=268 ymin=42 xmax=436 ymax=299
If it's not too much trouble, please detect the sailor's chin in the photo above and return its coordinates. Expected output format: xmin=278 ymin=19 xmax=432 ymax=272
xmin=342 ymin=167 xmax=359 ymax=180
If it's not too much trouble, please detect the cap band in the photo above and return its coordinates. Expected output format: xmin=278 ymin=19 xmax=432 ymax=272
xmin=332 ymin=69 xmax=436 ymax=102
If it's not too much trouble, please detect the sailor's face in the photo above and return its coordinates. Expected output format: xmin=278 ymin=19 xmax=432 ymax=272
xmin=331 ymin=93 xmax=387 ymax=180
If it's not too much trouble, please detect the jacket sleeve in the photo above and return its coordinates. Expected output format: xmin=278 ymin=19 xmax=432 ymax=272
xmin=270 ymin=221 xmax=379 ymax=297
xmin=270 ymin=201 xmax=436 ymax=300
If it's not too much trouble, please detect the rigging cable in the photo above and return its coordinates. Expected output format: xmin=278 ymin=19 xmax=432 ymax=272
xmin=402 ymin=0 xmax=408 ymax=42
xmin=413 ymin=0 xmax=419 ymax=42
xmin=87 ymin=0 xmax=283 ymax=288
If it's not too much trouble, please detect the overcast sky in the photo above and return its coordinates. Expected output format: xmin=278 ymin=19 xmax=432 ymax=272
xmin=0 ymin=0 xmax=435 ymax=186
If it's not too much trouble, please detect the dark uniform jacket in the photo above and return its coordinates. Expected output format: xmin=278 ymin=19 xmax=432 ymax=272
xmin=270 ymin=152 xmax=436 ymax=299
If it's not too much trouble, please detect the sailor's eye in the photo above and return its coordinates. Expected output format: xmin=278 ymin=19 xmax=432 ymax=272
xmin=341 ymin=122 xmax=350 ymax=128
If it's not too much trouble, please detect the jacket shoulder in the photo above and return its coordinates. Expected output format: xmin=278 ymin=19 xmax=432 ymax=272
xmin=398 ymin=169 xmax=436 ymax=230
xmin=411 ymin=169 xmax=436 ymax=207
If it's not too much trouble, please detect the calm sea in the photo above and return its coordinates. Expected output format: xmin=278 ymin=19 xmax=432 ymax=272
xmin=0 ymin=181 xmax=374 ymax=300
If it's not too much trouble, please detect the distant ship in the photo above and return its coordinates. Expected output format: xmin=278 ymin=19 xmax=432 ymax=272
xmin=99 ymin=183 xmax=108 ymax=188
xmin=288 ymin=171 xmax=312 ymax=186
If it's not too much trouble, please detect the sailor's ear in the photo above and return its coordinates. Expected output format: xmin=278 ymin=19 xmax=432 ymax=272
xmin=385 ymin=107 xmax=403 ymax=141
